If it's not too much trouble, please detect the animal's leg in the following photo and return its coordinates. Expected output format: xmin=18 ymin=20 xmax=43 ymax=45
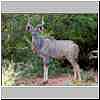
xmin=73 ymin=63 xmax=81 ymax=80
xmin=43 ymin=64 xmax=48 ymax=82
xmin=68 ymin=58 xmax=81 ymax=80
xmin=73 ymin=68 xmax=77 ymax=80
xmin=42 ymin=57 xmax=49 ymax=83
xmin=74 ymin=63 xmax=81 ymax=80
xmin=77 ymin=64 xmax=81 ymax=81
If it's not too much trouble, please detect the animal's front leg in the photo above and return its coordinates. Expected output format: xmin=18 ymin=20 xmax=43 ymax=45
xmin=43 ymin=57 xmax=49 ymax=83
xmin=44 ymin=64 xmax=48 ymax=82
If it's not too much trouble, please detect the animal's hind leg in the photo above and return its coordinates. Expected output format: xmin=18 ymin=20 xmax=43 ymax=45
xmin=68 ymin=59 xmax=81 ymax=80
xmin=74 ymin=63 xmax=81 ymax=81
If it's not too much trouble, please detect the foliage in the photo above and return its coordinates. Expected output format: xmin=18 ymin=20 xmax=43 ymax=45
xmin=2 ymin=60 xmax=16 ymax=86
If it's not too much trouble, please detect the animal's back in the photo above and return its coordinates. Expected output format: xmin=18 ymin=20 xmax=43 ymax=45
xmin=40 ymin=39 xmax=79 ymax=59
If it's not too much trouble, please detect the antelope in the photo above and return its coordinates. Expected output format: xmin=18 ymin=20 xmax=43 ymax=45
xmin=26 ymin=18 xmax=81 ymax=83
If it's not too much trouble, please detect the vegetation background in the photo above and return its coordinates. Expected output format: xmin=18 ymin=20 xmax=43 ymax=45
xmin=1 ymin=14 xmax=98 ymax=85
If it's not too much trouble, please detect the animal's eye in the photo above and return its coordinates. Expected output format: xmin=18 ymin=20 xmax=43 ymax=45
xmin=39 ymin=27 xmax=41 ymax=30
xmin=28 ymin=26 xmax=30 ymax=30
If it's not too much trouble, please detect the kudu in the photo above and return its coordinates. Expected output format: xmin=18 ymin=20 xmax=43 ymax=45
xmin=26 ymin=18 xmax=81 ymax=83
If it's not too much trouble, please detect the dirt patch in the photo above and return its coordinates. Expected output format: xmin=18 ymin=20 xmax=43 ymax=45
xmin=15 ymin=74 xmax=97 ymax=86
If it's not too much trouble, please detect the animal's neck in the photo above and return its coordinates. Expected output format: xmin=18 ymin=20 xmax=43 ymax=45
xmin=32 ymin=32 xmax=44 ymax=50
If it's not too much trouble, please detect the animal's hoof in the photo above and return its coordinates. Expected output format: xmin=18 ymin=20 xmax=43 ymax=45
xmin=72 ymin=80 xmax=82 ymax=85
xmin=42 ymin=80 xmax=48 ymax=84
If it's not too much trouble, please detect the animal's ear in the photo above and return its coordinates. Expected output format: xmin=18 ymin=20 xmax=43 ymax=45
xmin=26 ymin=16 xmax=34 ymax=31
xmin=28 ymin=16 xmax=32 ymax=24
xmin=43 ymin=24 xmax=47 ymax=29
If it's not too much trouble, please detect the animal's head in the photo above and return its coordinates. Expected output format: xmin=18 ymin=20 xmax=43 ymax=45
xmin=26 ymin=17 xmax=33 ymax=32
xmin=26 ymin=17 xmax=44 ymax=33
xmin=34 ymin=24 xmax=44 ymax=33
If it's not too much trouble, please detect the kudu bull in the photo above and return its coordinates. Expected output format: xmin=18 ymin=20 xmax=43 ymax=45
xmin=26 ymin=18 xmax=81 ymax=83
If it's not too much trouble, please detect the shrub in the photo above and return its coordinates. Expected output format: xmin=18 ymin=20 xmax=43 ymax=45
xmin=2 ymin=60 xmax=16 ymax=86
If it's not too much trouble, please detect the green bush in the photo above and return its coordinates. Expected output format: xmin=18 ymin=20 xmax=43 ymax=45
xmin=2 ymin=60 xmax=16 ymax=86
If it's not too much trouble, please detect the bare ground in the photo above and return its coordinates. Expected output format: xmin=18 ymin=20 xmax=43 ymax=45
xmin=15 ymin=74 xmax=98 ymax=86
